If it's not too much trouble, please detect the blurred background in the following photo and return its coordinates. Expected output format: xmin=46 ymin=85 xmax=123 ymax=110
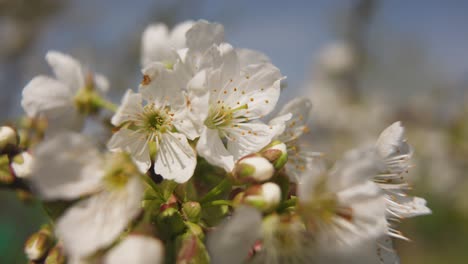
xmin=1 ymin=0 xmax=467 ymax=263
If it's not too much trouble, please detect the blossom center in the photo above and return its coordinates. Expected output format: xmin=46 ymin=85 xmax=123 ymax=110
xmin=139 ymin=104 xmax=173 ymax=133
xmin=204 ymin=103 xmax=248 ymax=129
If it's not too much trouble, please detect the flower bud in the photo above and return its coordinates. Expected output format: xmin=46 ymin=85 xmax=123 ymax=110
xmin=261 ymin=141 xmax=288 ymax=170
xmin=242 ymin=182 xmax=282 ymax=213
xmin=11 ymin=151 xmax=33 ymax=179
xmin=156 ymin=207 xmax=186 ymax=238
xmin=182 ymin=201 xmax=201 ymax=223
xmin=0 ymin=154 xmax=14 ymax=184
xmin=185 ymin=222 xmax=205 ymax=241
xmin=24 ymin=227 xmax=53 ymax=261
xmin=233 ymin=155 xmax=274 ymax=183
xmin=44 ymin=246 xmax=66 ymax=264
xmin=176 ymin=233 xmax=210 ymax=264
xmin=0 ymin=126 xmax=17 ymax=150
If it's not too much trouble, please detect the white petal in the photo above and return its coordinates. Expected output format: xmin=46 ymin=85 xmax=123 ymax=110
xmin=43 ymin=104 xmax=84 ymax=133
xmin=139 ymin=62 xmax=185 ymax=106
xmin=46 ymin=51 xmax=84 ymax=92
xmin=321 ymin=181 xmax=388 ymax=251
xmin=386 ymin=195 xmax=431 ymax=218
xmin=154 ymin=132 xmax=196 ymax=183
xmin=375 ymin=121 xmax=409 ymax=159
xmin=214 ymin=63 xmax=283 ymax=119
xmin=94 ymin=73 xmax=110 ymax=94
xmin=141 ymin=23 xmax=176 ymax=67
xmin=111 ymin=90 xmax=143 ymax=126
xmin=11 ymin=152 xmax=33 ymax=179
xmin=21 ymin=76 xmax=74 ymax=117
xmin=104 ymin=235 xmax=164 ymax=264
xmin=207 ymin=206 xmax=262 ymax=264
xmin=236 ymin=48 xmax=270 ymax=68
xmin=107 ymin=128 xmax=151 ymax=173
xmin=197 ymin=128 xmax=234 ymax=171
xmin=169 ymin=20 xmax=194 ymax=49
xmin=186 ymin=20 xmax=224 ymax=52
xmin=268 ymin=113 xmax=292 ymax=139
xmin=227 ymin=122 xmax=276 ymax=160
xmin=330 ymin=148 xmax=384 ymax=191
xmin=276 ymin=97 xmax=312 ymax=142
xmin=56 ymin=176 xmax=143 ymax=259
xmin=30 ymin=133 xmax=104 ymax=200
xmin=173 ymin=91 xmax=209 ymax=140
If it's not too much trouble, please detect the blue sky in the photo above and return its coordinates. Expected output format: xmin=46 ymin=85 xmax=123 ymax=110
xmin=23 ymin=0 xmax=468 ymax=104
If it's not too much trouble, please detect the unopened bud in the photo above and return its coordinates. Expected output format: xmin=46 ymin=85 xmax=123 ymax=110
xmin=233 ymin=155 xmax=274 ymax=183
xmin=11 ymin=151 xmax=33 ymax=179
xmin=44 ymin=246 xmax=66 ymax=264
xmin=156 ymin=207 xmax=186 ymax=237
xmin=185 ymin=222 xmax=205 ymax=241
xmin=0 ymin=154 xmax=14 ymax=184
xmin=243 ymin=182 xmax=282 ymax=212
xmin=261 ymin=141 xmax=288 ymax=170
xmin=0 ymin=126 xmax=17 ymax=150
xmin=182 ymin=201 xmax=201 ymax=223
xmin=24 ymin=228 xmax=53 ymax=261
xmin=176 ymin=233 xmax=210 ymax=264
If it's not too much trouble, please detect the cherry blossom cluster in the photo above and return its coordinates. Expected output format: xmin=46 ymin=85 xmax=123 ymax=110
xmin=0 ymin=20 xmax=430 ymax=264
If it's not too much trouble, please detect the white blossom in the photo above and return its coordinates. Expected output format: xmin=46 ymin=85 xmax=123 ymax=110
xmin=11 ymin=151 xmax=33 ymax=178
xmin=104 ymin=235 xmax=164 ymax=264
xmin=207 ymin=206 xmax=262 ymax=264
xmin=29 ymin=133 xmax=143 ymax=261
xmin=141 ymin=21 xmax=194 ymax=68
xmin=374 ymin=122 xmax=431 ymax=220
xmin=21 ymin=51 xmax=109 ymax=133
xmin=298 ymin=148 xmax=388 ymax=253
xmin=195 ymin=44 xmax=285 ymax=171
xmin=108 ymin=84 xmax=196 ymax=183
xmin=270 ymin=97 xmax=322 ymax=183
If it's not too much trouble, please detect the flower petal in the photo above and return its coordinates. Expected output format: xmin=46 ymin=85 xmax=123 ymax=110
xmin=21 ymin=76 xmax=74 ymax=117
xmin=111 ymin=89 xmax=143 ymax=126
xmin=186 ymin=20 xmax=224 ymax=52
xmin=139 ymin=62 xmax=185 ymax=106
xmin=94 ymin=73 xmax=110 ymax=94
xmin=276 ymin=97 xmax=312 ymax=142
xmin=207 ymin=206 xmax=262 ymax=264
xmin=45 ymin=51 xmax=84 ymax=92
xmin=375 ymin=121 xmax=410 ymax=159
xmin=236 ymin=48 xmax=270 ymax=68
xmin=104 ymin=235 xmax=164 ymax=264
xmin=141 ymin=23 xmax=175 ymax=67
xmin=154 ymin=132 xmax=196 ymax=183
xmin=30 ymin=133 xmax=104 ymax=200
xmin=107 ymin=128 xmax=151 ymax=173
xmin=169 ymin=20 xmax=194 ymax=49
xmin=227 ymin=122 xmax=276 ymax=160
xmin=197 ymin=128 xmax=234 ymax=171
xmin=56 ymin=176 xmax=143 ymax=259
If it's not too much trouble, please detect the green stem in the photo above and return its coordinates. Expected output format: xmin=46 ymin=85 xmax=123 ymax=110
xmin=93 ymin=96 xmax=118 ymax=112
xmin=199 ymin=178 xmax=231 ymax=204
xmin=206 ymin=200 xmax=234 ymax=207
xmin=278 ymin=197 xmax=298 ymax=211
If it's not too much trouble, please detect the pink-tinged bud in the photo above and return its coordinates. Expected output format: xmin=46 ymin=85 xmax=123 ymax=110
xmin=11 ymin=151 xmax=33 ymax=179
xmin=0 ymin=154 xmax=14 ymax=184
xmin=261 ymin=141 xmax=288 ymax=170
xmin=0 ymin=126 xmax=17 ymax=150
xmin=182 ymin=201 xmax=202 ymax=223
xmin=242 ymin=182 xmax=282 ymax=213
xmin=24 ymin=227 xmax=53 ymax=261
xmin=233 ymin=155 xmax=274 ymax=183
xmin=44 ymin=245 xmax=66 ymax=264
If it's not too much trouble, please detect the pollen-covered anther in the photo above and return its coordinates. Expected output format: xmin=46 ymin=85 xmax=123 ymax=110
xmin=141 ymin=74 xmax=151 ymax=85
